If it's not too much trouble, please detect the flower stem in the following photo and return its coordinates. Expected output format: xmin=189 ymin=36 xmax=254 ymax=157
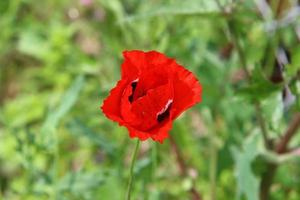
xmin=209 ymin=136 xmax=217 ymax=200
xmin=151 ymin=142 xmax=157 ymax=180
xmin=126 ymin=139 xmax=140 ymax=200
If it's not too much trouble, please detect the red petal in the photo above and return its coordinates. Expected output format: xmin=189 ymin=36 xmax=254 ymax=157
xmin=101 ymin=79 xmax=128 ymax=124
xmin=125 ymin=115 xmax=173 ymax=143
xmin=130 ymin=81 xmax=173 ymax=131
xmin=121 ymin=50 xmax=146 ymax=79
xmin=126 ymin=126 xmax=150 ymax=141
xmin=121 ymin=50 xmax=173 ymax=80
xmin=145 ymin=51 xmax=174 ymax=67
xmin=149 ymin=117 xmax=173 ymax=143
xmin=171 ymin=63 xmax=202 ymax=118
xmin=120 ymin=82 xmax=139 ymax=126
xmin=133 ymin=69 xmax=168 ymax=101
xmin=103 ymin=50 xmax=202 ymax=143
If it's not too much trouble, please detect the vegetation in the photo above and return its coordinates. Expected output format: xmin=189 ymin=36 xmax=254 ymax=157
xmin=1 ymin=0 xmax=300 ymax=199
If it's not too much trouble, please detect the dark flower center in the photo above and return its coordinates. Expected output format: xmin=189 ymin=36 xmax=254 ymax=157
xmin=157 ymin=100 xmax=172 ymax=123
xmin=128 ymin=81 xmax=138 ymax=103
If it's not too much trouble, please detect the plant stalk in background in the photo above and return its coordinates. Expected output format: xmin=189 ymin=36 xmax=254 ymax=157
xmin=169 ymin=135 xmax=202 ymax=200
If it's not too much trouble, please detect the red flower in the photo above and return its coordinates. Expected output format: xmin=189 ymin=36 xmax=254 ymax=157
xmin=101 ymin=50 xmax=202 ymax=143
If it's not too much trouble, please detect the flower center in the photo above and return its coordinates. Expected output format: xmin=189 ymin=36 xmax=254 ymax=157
xmin=128 ymin=80 xmax=138 ymax=103
xmin=157 ymin=99 xmax=173 ymax=122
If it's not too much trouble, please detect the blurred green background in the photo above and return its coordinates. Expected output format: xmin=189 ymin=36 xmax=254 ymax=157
xmin=1 ymin=0 xmax=300 ymax=199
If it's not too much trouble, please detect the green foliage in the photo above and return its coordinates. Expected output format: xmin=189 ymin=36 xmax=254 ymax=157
xmin=231 ymin=132 xmax=262 ymax=200
xmin=1 ymin=0 xmax=300 ymax=199
xmin=41 ymin=76 xmax=85 ymax=150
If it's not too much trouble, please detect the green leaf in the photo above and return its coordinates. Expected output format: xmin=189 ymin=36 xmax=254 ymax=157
xmin=121 ymin=0 xmax=220 ymax=23
xmin=287 ymin=46 xmax=300 ymax=77
xmin=260 ymin=93 xmax=283 ymax=131
xmin=58 ymin=170 xmax=105 ymax=197
xmin=231 ymin=132 xmax=262 ymax=200
xmin=237 ymin=66 xmax=282 ymax=101
xmin=100 ymin=0 xmax=125 ymax=22
xmin=66 ymin=119 xmax=115 ymax=156
xmin=18 ymin=30 xmax=50 ymax=60
xmin=3 ymin=94 xmax=45 ymax=127
xmin=41 ymin=76 xmax=85 ymax=149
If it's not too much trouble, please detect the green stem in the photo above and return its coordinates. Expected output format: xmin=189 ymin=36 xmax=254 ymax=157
xmin=255 ymin=102 xmax=271 ymax=149
xmin=151 ymin=142 xmax=157 ymax=180
xmin=226 ymin=17 xmax=272 ymax=150
xmin=54 ymin=136 xmax=60 ymax=200
xmin=126 ymin=139 xmax=140 ymax=200
xmin=209 ymin=137 xmax=217 ymax=200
